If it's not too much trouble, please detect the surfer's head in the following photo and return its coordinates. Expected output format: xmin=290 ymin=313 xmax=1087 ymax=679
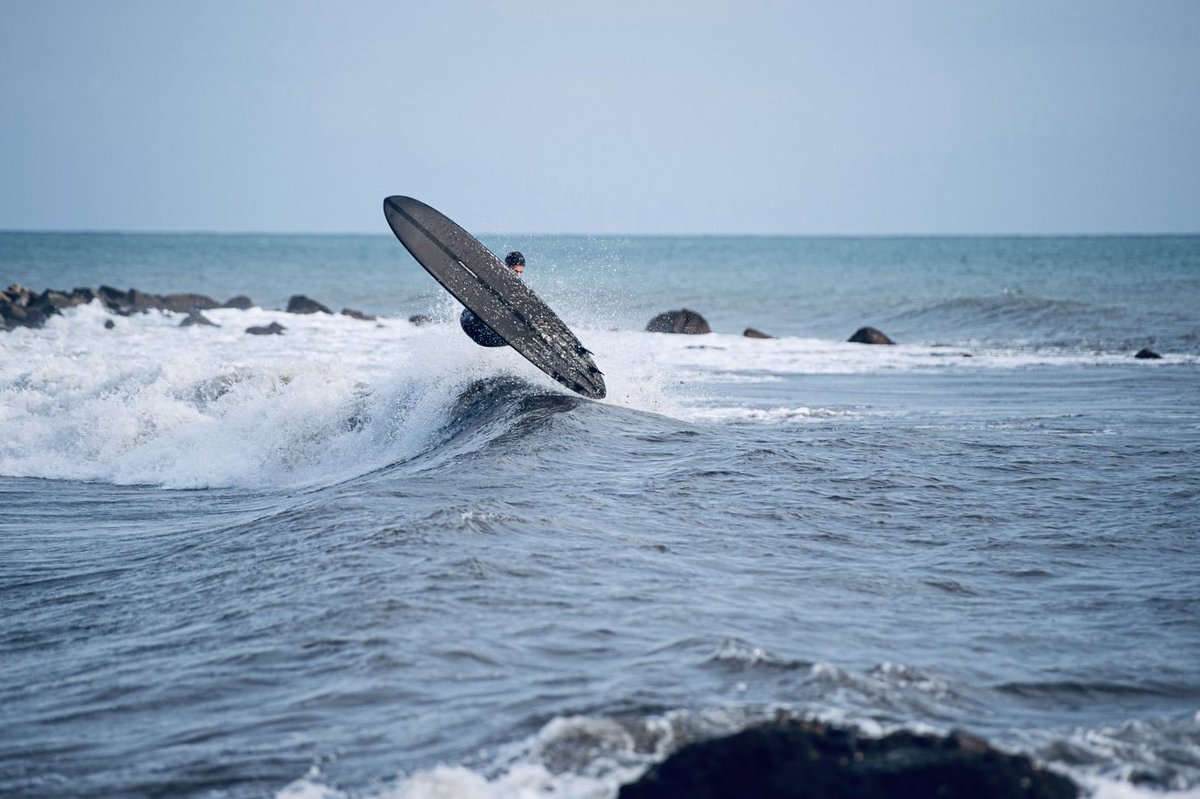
xmin=505 ymin=251 xmax=525 ymax=276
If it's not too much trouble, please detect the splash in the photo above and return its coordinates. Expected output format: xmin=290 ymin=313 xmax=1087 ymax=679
xmin=0 ymin=305 xmax=680 ymax=488
xmin=0 ymin=304 xmax=536 ymax=487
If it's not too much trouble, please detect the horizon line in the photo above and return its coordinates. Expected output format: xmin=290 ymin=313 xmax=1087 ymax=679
xmin=3 ymin=227 xmax=1199 ymax=239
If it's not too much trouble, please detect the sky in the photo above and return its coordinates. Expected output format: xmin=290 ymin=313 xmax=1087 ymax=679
xmin=1 ymin=0 xmax=1198 ymax=235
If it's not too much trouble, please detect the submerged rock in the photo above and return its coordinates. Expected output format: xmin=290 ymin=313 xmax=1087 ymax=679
xmin=849 ymin=326 xmax=895 ymax=345
xmin=341 ymin=307 xmax=376 ymax=321
xmin=286 ymin=295 xmax=332 ymax=314
xmin=646 ymin=308 xmax=711 ymax=335
xmin=744 ymin=327 xmax=773 ymax=339
xmin=245 ymin=322 xmax=286 ymax=336
xmin=408 ymin=314 xmax=434 ymax=326
xmin=619 ymin=718 xmax=1077 ymax=799
xmin=1134 ymin=348 xmax=1162 ymax=360
xmin=179 ymin=311 xmax=219 ymax=328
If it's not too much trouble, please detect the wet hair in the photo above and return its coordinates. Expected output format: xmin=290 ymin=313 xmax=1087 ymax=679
xmin=505 ymin=251 xmax=525 ymax=267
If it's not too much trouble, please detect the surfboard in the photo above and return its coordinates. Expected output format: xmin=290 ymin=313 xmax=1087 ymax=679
xmin=383 ymin=196 xmax=606 ymax=400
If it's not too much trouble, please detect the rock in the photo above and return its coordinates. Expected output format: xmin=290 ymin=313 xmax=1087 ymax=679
xmin=96 ymin=285 xmax=130 ymax=312
xmin=5 ymin=283 xmax=33 ymax=305
xmin=161 ymin=293 xmax=220 ymax=313
xmin=646 ymin=308 xmax=711 ymax=335
xmin=127 ymin=288 xmax=164 ymax=312
xmin=38 ymin=289 xmax=77 ymax=309
xmin=744 ymin=327 xmax=773 ymax=339
xmin=222 ymin=295 xmax=255 ymax=310
xmin=70 ymin=287 xmax=98 ymax=305
xmin=619 ymin=719 xmax=1077 ymax=799
xmin=408 ymin=314 xmax=434 ymax=326
xmin=1 ymin=285 xmax=227 ymax=331
xmin=1 ymin=295 xmax=22 ymax=330
xmin=179 ymin=311 xmax=219 ymax=327
xmin=104 ymin=319 xmax=116 ymax=330
xmin=3 ymin=285 xmax=30 ymax=316
xmin=849 ymin=326 xmax=895 ymax=345
xmin=246 ymin=322 xmax=286 ymax=336
xmin=1134 ymin=348 xmax=1162 ymax=360
xmin=1 ymin=286 xmax=59 ymax=330
xmin=286 ymin=295 xmax=332 ymax=314
xmin=96 ymin=285 xmax=125 ymax=301
xmin=341 ymin=307 xmax=376 ymax=321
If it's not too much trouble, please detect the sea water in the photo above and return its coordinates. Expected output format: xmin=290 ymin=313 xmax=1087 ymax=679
xmin=1 ymin=232 xmax=1198 ymax=798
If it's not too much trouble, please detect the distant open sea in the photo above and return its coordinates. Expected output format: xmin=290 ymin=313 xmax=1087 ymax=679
xmin=2 ymin=231 xmax=1198 ymax=798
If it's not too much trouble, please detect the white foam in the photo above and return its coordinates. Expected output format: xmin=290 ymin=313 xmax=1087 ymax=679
xmin=626 ymin=332 xmax=1197 ymax=377
xmin=4 ymin=307 xmax=1189 ymax=487
xmin=1079 ymin=778 xmax=1200 ymax=799
xmin=0 ymin=304 xmax=532 ymax=488
xmin=274 ymin=710 xmax=756 ymax=799
xmin=0 ymin=306 xmax=697 ymax=487
xmin=268 ymin=705 xmax=1200 ymax=799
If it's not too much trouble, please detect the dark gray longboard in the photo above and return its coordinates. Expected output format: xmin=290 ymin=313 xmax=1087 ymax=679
xmin=383 ymin=196 xmax=606 ymax=399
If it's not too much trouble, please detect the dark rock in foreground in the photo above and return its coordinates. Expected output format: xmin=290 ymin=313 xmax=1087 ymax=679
xmin=246 ymin=322 xmax=286 ymax=336
xmin=286 ymin=295 xmax=332 ymax=314
xmin=744 ymin=327 xmax=773 ymax=339
xmin=1134 ymin=348 xmax=1162 ymax=360
xmin=619 ymin=719 xmax=1076 ymax=799
xmin=647 ymin=308 xmax=711 ymax=335
xmin=849 ymin=326 xmax=895 ymax=345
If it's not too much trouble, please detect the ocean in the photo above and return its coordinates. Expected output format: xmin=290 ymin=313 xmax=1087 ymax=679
xmin=1 ymin=231 xmax=1198 ymax=799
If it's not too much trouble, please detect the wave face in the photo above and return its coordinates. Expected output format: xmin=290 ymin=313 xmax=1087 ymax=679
xmin=2 ymin=234 xmax=1199 ymax=799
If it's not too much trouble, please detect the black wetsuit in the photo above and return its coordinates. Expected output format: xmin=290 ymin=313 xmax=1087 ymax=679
xmin=460 ymin=308 xmax=507 ymax=347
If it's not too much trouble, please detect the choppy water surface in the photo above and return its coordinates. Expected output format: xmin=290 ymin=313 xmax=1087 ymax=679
xmin=1 ymin=233 xmax=1198 ymax=798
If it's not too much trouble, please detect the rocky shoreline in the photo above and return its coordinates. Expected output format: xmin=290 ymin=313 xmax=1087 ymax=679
xmin=2 ymin=286 xmax=1170 ymax=359
xmin=1 ymin=284 xmax=377 ymax=334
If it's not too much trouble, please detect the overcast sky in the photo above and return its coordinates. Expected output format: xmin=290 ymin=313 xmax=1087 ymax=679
xmin=2 ymin=0 xmax=1197 ymax=234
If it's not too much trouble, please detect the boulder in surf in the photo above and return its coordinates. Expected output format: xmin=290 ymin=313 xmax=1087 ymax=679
xmin=849 ymin=326 xmax=895 ymax=345
xmin=286 ymin=295 xmax=332 ymax=314
xmin=646 ymin=308 xmax=711 ymax=335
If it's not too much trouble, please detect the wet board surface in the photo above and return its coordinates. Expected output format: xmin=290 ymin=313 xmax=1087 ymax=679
xmin=383 ymin=196 xmax=606 ymax=399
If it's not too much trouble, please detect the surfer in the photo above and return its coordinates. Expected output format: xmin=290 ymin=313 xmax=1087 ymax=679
xmin=460 ymin=251 xmax=525 ymax=347
xmin=503 ymin=250 xmax=525 ymax=277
